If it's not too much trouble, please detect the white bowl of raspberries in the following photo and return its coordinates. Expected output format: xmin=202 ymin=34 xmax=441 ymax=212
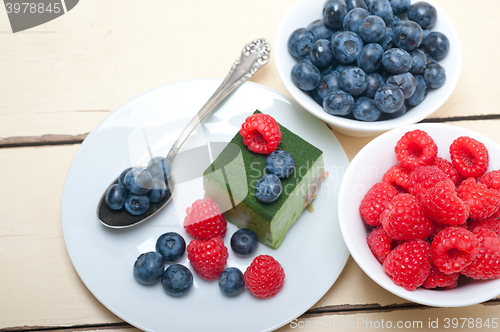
xmin=275 ymin=0 xmax=462 ymax=137
xmin=338 ymin=123 xmax=500 ymax=307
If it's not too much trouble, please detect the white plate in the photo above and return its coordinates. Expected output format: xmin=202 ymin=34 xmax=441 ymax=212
xmin=61 ymin=78 xmax=350 ymax=332
xmin=275 ymin=0 xmax=462 ymax=137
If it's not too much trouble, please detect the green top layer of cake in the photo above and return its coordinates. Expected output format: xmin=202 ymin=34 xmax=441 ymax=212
xmin=203 ymin=111 xmax=323 ymax=219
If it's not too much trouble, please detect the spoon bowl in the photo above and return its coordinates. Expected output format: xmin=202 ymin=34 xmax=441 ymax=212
xmin=96 ymin=166 xmax=176 ymax=228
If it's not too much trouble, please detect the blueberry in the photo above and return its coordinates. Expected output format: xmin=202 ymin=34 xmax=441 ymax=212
xmin=382 ymin=48 xmax=413 ymax=74
xmin=425 ymin=53 xmax=437 ymax=65
xmin=291 ymin=62 xmax=321 ymax=91
xmin=388 ymin=103 xmax=407 ymax=118
xmin=358 ymin=16 xmax=386 ymax=43
xmin=357 ymin=43 xmax=384 ymax=73
xmin=391 ymin=15 xmax=403 ymax=28
xmin=331 ymin=31 xmax=342 ymax=43
xmin=339 ymin=67 xmax=368 ymax=95
xmin=380 ymin=103 xmax=406 ymax=120
xmin=380 ymin=70 xmax=391 ymax=82
xmin=422 ymin=28 xmax=431 ymax=40
xmin=133 ymin=252 xmax=164 ymax=285
xmin=310 ymin=89 xmax=324 ymax=106
xmin=299 ymin=55 xmax=313 ymax=64
xmin=406 ymin=74 xmax=428 ymax=106
xmin=323 ymin=0 xmax=348 ymax=30
xmin=407 ymin=2 xmax=437 ymax=29
xmin=316 ymin=72 xmax=340 ymax=99
xmin=346 ymin=0 xmax=367 ymax=11
xmin=288 ymin=28 xmax=316 ymax=58
xmin=266 ymin=150 xmax=295 ymax=179
xmin=320 ymin=63 xmax=339 ymax=76
xmin=365 ymin=0 xmax=393 ymax=26
xmin=307 ymin=19 xmax=334 ymax=41
xmin=409 ymin=49 xmax=427 ymax=75
xmin=335 ymin=64 xmax=355 ymax=73
xmin=125 ymin=193 xmax=150 ymax=215
xmin=255 ymin=174 xmax=282 ymax=203
xmin=230 ymin=229 xmax=259 ymax=257
xmin=118 ymin=167 xmax=132 ymax=186
xmin=219 ymin=267 xmax=245 ymax=297
xmin=353 ymin=97 xmax=381 ymax=121
xmin=423 ymin=63 xmax=446 ymax=89
xmin=323 ymin=91 xmax=355 ymax=115
xmin=386 ymin=72 xmax=416 ymax=99
xmin=310 ymin=39 xmax=335 ymax=69
xmin=124 ymin=168 xmax=154 ymax=195
xmin=422 ymin=31 xmax=450 ymax=60
xmin=343 ymin=8 xmax=370 ymax=32
xmin=374 ymin=84 xmax=405 ymax=113
xmin=379 ymin=27 xmax=394 ymax=50
xmin=331 ymin=31 xmax=364 ymax=64
xmin=104 ymin=184 xmax=128 ymax=210
xmin=389 ymin=0 xmax=410 ymax=15
xmin=161 ymin=264 xmax=193 ymax=297
xmin=392 ymin=21 xmax=423 ymax=52
xmin=362 ymin=72 xmax=384 ymax=98
xmin=156 ymin=232 xmax=186 ymax=263
xmin=147 ymin=156 xmax=171 ymax=181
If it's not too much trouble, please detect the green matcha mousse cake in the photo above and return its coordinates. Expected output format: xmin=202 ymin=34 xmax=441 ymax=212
xmin=203 ymin=111 xmax=325 ymax=249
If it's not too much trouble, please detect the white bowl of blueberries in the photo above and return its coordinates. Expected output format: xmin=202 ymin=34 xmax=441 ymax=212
xmin=275 ymin=0 xmax=462 ymax=137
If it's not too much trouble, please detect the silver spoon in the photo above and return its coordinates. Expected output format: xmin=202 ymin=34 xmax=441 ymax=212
xmin=97 ymin=38 xmax=271 ymax=228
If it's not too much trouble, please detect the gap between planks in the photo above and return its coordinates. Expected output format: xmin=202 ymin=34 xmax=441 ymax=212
xmin=1 ymin=113 xmax=499 ymax=149
xmin=2 ymin=300 xmax=500 ymax=332
xmin=0 ymin=134 xmax=88 ymax=148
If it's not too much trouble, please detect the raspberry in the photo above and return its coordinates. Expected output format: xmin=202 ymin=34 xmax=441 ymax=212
xmin=461 ymin=227 xmax=500 ymax=280
xmin=359 ymin=183 xmax=399 ymax=226
xmin=382 ymin=165 xmax=411 ymax=192
xmin=429 ymin=222 xmax=467 ymax=241
xmin=422 ymin=265 xmax=459 ymax=290
xmin=383 ymin=240 xmax=432 ymax=291
xmin=394 ymin=130 xmax=438 ymax=170
xmin=239 ymin=113 xmax=282 ymax=154
xmin=449 ymin=136 xmax=489 ymax=178
xmin=408 ymin=166 xmax=449 ymax=202
xmin=432 ymin=157 xmax=461 ymax=186
xmin=421 ymin=179 xmax=469 ymax=225
xmin=458 ymin=178 xmax=500 ymax=219
xmin=480 ymin=170 xmax=500 ymax=191
xmin=187 ymin=237 xmax=228 ymax=280
xmin=380 ymin=194 xmax=434 ymax=241
xmin=469 ymin=217 xmax=500 ymax=239
xmin=244 ymin=255 xmax=285 ymax=299
xmin=431 ymin=227 xmax=479 ymax=275
xmin=183 ymin=198 xmax=227 ymax=240
xmin=367 ymin=227 xmax=393 ymax=264
xmin=391 ymin=239 xmax=406 ymax=250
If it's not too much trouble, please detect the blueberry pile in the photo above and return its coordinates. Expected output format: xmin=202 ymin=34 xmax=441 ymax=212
xmin=287 ymin=0 xmax=450 ymax=122
xmin=255 ymin=150 xmax=295 ymax=203
xmin=133 ymin=232 xmax=194 ymax=296
xmin=105 ymin=156 xmax=171 ymax=215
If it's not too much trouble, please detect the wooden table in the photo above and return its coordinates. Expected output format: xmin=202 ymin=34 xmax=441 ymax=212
xmin=1 ymin=0 xmax=500 ymax=331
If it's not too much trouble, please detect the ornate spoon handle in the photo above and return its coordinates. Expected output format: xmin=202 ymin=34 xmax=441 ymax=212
xmin=166 ymin=38 xmax=271 ymax=163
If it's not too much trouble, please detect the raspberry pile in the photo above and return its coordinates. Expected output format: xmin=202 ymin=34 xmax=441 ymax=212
xmin=361 ymin=129 xmax=500 ymax=291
